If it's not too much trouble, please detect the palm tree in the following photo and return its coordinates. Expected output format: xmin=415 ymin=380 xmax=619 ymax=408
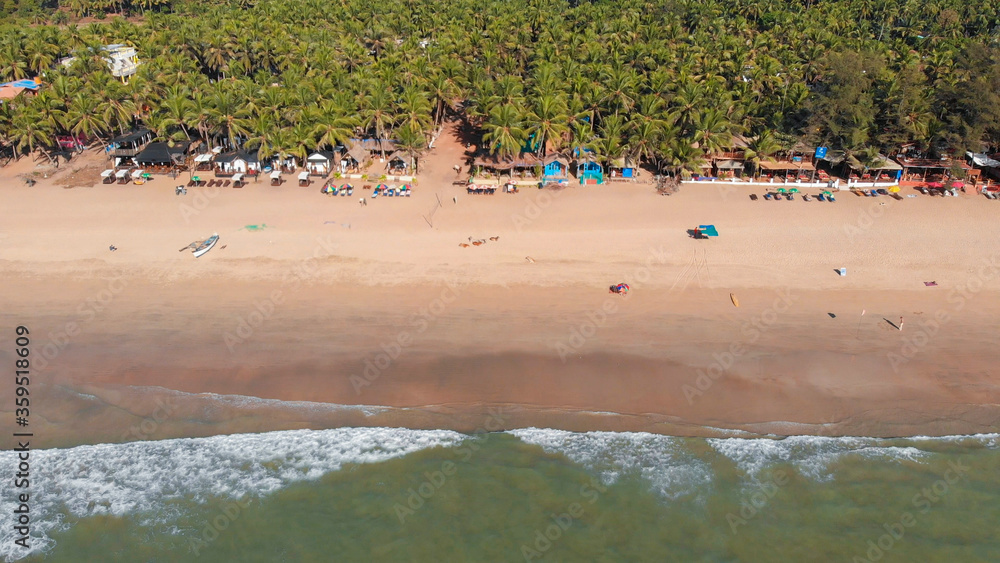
xmin=11 ymin=107 xmax=56 ymax=165
xmin=313 ymin=102 xmax=357 ymax=151
xmin=68 ymin=94 xmax=109 ymax=147
xmin=482 ymin=104 xmax=527 ymax=159
xmin=526 ymin=93 xmax=569 ymax=156
xmin=394 ymin=123 xmax=427 ymax=173
xmin=743 ymin=130 xmax=783 ymax=178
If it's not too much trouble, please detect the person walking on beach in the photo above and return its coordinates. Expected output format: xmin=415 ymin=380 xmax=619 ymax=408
xmin=899 ymin=317 xmax=904 ymax=331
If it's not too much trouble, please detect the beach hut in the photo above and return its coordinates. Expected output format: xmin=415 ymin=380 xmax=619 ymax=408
xmin=306 ymin=151 xmax=336 ymax=177
xmin=386 ymin=150 xmax=411 ymax=174
xmin=298 ymin=171 xmax=311 ymax=186
xmin=101 ymin=169 xmax=115 ymax=184
xmin=342 ymin=145 xmax=369 ymax=173
xmin=541 ymin=155 xmax=569 ymax=184
xmin=115 ymin=169 xmax=130 ymax=184
xmin=269 ymin=170 xmax=282 ymax=186
xmin=108 ymin=129 xmax=152 ymax=168
xmin=214 ymin=151 xmax=261 ymax=177
xmin=134 ymin=141 xmax=191 ymax=173
xmin=575 ymin=158 xmax=603 ymax=185
xmin=607 ymin=157 xmax=637 ymax=181
xmin=232 ymin=173 xmax=245 ymax=188
xmin=351 ymin=138 xmax=397 ymax=159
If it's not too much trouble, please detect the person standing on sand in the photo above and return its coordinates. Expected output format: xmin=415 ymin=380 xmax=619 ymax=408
xmin=900 ymin=317 xmax=904 ymax=331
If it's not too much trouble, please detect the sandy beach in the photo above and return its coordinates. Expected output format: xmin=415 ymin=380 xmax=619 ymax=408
xmin=2 ymin=125 xmax=999 ymax=447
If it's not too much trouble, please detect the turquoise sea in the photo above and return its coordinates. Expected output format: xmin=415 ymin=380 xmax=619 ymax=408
xmin=3 ymin=428 xmax=999 ymax=562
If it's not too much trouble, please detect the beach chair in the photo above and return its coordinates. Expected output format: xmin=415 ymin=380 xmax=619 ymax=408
xmin=828 ymin=193 xmax=836 ymax=202
xmin=786 ymin=193 xmax=794 ymax=200
xmin=803 ymin=194 xmax=811 ymax=201
xmin=876 ymin=188 xmax=888 ymax=196
xmin=405 ymin=189 xmax=411 ymax=197
xmin=347 ymin=187 xmax=354 ymax=196
xmin=817 ymin=194 xmax=825 ymax=202
xmin=224 ymin=180 xmax=231 ymax=187
xmin=763 ymin=193 xmax=771 ymax=200
xmin=749 ymin=194 xmax=758 ymax=201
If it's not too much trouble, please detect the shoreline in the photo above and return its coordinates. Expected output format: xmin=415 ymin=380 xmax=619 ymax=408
xmin=3 ymin=276 xmax=998 ymax=447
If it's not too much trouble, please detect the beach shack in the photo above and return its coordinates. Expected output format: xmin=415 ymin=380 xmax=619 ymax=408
xmin=341 ymin=145 xmax=369 ymax=173
xmin=473 ymin=153 xmax=544 ymax=186
xmin=298 ymin=171 xmax=311 ymax=186
xmin=108 ymin=129 xmax=152 ymax=168
xmin=214 ymin=151 xmax=260 ymax=177
xmin=607 ymin=157 xmax=637 ymax=181
xmin=269 ymin=170 xmax=282 ymax=186
xmin=541 ymin=155 xmax=569 ymax=185
xmin=756 ymin=145 xmax=817 ymax=183
xmin=100 ymin=169 xmax=115 ymax=184
xmin=967 ymin=151 xmax=999 ymax=189
xmin=135 ymin=141 xmax=191 ymax=174
xmin=819 ymin=151 xmax=901 ymax=186
xmin=352 ymin=138 xmax=397 ymax=159
xmin=386 ymin=150 xmax=411 ymax=174
xmin=574 ymin=150 xmax=603 ymax=184
xmin=274 ymin=155 xmax=297 ymax=173
xmin=306 ymin=151 xmax=336 ymax=177
xmin=896 ymin=154 xmax=973 ymax=188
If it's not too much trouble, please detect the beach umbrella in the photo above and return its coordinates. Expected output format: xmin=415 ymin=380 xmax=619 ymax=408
xmin=821 ymin=191 xmax=832 ymax=196
xmin=950 ymin=180 xmax=963 ymax=188
xmin=192 ymin=176 xmax=200 ymax=182
xmin=789 ymin=188 xmax=799 ymax=193
xmin=400 ymin=184 xmax=412 ymax=190
xmin=342 ymin=184 xmax=353 ymax=189
xmin=376 ymin=183 xmax=389 ymax=190
xmin=889 ymin=186 xmax=900 ymax=193
xmin=142 ymin=173 xmax=151 ymax=178
xmin=777 ymin=188 xmax=787 ymax=193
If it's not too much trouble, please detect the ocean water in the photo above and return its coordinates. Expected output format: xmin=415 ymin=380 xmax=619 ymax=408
xmin=3 ymin=428 xmax=998 ymax=562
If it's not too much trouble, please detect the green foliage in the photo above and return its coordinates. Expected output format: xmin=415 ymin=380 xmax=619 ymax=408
xmin=1 ymin=0 xmax=999 ymax=169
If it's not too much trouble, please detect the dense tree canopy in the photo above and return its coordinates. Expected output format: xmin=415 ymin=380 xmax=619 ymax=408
xmin=1 ymin=0 xmax=999 ymax=172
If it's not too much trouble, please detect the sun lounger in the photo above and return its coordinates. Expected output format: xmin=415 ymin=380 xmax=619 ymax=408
xmin=187 ymin=181 xmax=195 ymax=187
xmin=223 ymin=180 xmax=231 ymax=187
xmin=803 ymin=194 xmax=811 ymax=201
xmin=828 ymin=193 xmax=836 ymax=202
xmin=876 ymin=189 xmax=888 ymax=196
xmin=763 ymin=193 xmax=771 ymax=200
xmin=750 ymin=194 xmax=758 ymax=201
xmin=786 ymin=193 xmax=794 ymax=200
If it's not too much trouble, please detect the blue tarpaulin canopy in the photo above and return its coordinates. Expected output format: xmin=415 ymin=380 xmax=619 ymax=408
xmin=697 ymin=225 xmax=719 ymax=237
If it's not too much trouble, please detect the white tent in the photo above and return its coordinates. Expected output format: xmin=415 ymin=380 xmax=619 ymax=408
xmin=194 ymin=153 xmax=213 ymax=163
xmin=131 ymin=169 xmax=144 ymax=179
xmin=270 ymin=170 xmax=281 ymax=180
xmin=298 ymin=171 xmax=309 ymax=181
xmin=100 ymin=169 xmax=114 ymax=178
xmin=233 ymin=173 xmax=244 ymax=182
xmin=115 ymin=169 xmax=129 ymax=179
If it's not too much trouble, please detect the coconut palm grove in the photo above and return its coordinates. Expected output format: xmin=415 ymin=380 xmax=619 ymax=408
xmin=1 ymin=0 xmax=999 ymax=174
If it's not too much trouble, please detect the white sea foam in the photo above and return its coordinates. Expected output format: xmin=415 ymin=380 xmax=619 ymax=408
xmin=509 ymin=428 xmax=714 ymax=501
xmin=0 ymin=427 xmax=463 ymax=562
xmin=707 ymin=435 xmax=931 ymax=482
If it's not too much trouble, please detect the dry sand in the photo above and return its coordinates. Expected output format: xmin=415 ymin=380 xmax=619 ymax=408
xmin=1 ymin=124 xmax=999 ymax=447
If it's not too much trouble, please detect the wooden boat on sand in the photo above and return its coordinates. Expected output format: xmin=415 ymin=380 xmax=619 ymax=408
xmin=193 ymin=233 xmax=219 ymax=258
